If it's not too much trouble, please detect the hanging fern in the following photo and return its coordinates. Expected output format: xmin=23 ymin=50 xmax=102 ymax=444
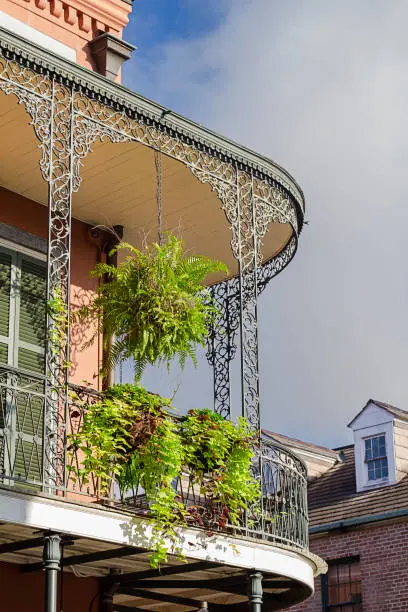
xmin=74 ymin=234 xmax=228 ymax=378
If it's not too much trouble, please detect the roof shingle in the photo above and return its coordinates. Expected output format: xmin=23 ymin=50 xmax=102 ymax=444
xmin=308 ymin=445 xmax=408 ymax=528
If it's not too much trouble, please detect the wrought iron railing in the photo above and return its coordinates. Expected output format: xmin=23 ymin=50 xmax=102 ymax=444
xmin=0 ymin=365 xmax=308 ymax=551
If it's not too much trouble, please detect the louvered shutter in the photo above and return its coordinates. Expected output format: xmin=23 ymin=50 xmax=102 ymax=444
xmin=0 ymin=250 xmax=11 ymax=367
xmin=0 ymin=250 xmax=12 ymax=477
xmin=13 ymin=256 xmax=46 ymax=485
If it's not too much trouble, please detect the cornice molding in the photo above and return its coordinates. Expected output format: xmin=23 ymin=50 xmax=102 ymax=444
xmin=0 ymin=25 xmax=305 ymax=229
xmin=8 ymin=0 xmax=131 ymax=33
xmin=65 ymin=0 xmax=132 ymax=30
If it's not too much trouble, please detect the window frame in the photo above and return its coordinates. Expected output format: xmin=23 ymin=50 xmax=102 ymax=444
xmin=353 ymin=419 xmax=396 ymax=491
xmin=321 ymin=556 xmax=362 ymax=611
xmin=364 ymin=434 xmax=388 ymax=482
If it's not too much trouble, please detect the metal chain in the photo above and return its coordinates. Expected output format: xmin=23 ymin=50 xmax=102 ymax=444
xmin=154 ymin=149 xmax=163 ymax=245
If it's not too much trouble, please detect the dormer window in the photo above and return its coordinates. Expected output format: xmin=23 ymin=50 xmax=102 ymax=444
xmin=348 ymin=400 xmax=402 ymax=492
xmin=364 ymin=435 xmax=388 ymax=481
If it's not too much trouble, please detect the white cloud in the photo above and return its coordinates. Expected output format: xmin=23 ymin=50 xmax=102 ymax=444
xmin=126 ymin=0 xmax=408 ymax=447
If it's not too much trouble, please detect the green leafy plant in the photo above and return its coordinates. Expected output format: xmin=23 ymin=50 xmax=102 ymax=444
xmin=68 ymin=384 xmax=185 ymax=567
xmin=47 ymin=286 xmax=71 ymax=369
xmin=74 ymin=234 xmax=228 ymax=379
xmin=181 ymin=409 xmax=260 ymax=528
xmin=68 ymin=385 xmax=259 ymax=568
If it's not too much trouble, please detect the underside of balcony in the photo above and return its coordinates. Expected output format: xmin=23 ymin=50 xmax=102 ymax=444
xmin=0 ymin=490 xmax=323 ymax=611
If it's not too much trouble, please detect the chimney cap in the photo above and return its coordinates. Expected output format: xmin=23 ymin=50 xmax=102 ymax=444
xmin=89 ymin=32 xmax=135 ymax=80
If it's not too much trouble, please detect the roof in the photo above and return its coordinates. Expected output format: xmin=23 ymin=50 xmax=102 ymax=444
xmin=308 ymin=445 xmax=408 ymax=528
xmin=348 ymin=399 xmax=408 ymax=427
xmin=262 ymin=429 xmax=338 ymax=460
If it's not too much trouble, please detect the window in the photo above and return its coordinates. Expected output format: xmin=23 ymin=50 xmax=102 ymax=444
xmin=364 ymin=434 xmax=388 ymax=481
xmin=322 ymin=557 xmax=362 ymax=611
xmin=0 ymin=245 xmax=46 ymax=486
xmin=0 ymin=246 xmax=46 ymax=372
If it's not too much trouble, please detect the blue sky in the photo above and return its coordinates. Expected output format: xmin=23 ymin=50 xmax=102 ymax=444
xmin=119 ymin=1 xmax=408 ymax=449
xmin=123 ymin=1 xmax=228 ymax=107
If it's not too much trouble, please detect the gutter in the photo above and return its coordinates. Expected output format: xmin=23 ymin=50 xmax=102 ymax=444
xmin=310 ymin=508 xmax=408 ymax=535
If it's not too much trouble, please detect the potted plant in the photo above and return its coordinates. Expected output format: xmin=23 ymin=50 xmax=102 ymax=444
xmin=181 ymin=409 xmax=260 ymax=531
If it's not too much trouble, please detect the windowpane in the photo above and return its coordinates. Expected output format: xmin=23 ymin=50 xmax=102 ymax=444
xmin=368 ymin=456 xmax=388 ymax=481
xmin=372 ymin=436 xmax=379 ymax=456
xmin=365 ymin=438 xmax=372 ymax=460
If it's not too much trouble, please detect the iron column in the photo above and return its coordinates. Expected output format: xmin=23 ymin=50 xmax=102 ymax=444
xmin=43 ymin=534 xmax=61 ymax=612
xmin=248 ymin=570 xmax=263 ymax=612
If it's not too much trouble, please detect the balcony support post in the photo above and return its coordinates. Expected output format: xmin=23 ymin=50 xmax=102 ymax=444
xmin=247 ymin=570 xmax=263 ymax=612
xmin=206 ymin=278 xmax=239 ymax=418
xmin=43 ymin=534 xmax=62 ymax=612
xmin=100 ymin=570 xmax=121 ymax=612
xmin=43 ymin=79 xmax=75 ymax=494
xmin=236 ymin=168 xmax=261 ymax=435
xmin=235 ymin=168 xmax=264 ymax=531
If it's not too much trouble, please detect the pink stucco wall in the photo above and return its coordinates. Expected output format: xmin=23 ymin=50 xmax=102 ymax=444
xmin=0 ymin=186 xmax=102 ymax=389
xmin=0 ymin=560 xmax=99 ymax=612
xmin=0 ymin=0 xmax=132 ymax=75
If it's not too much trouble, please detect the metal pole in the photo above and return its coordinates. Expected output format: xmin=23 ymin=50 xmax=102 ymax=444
xmin=43 ymin=534 xmax=61 ymax=612
xmin=247 ymin=571 xmax=263 ymax=612
xmin=100 ymin=569 xmax=121 ymax=612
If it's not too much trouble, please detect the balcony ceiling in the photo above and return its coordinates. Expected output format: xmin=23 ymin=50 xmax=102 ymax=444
xmin=0 ymin=520 xmax=313 ymax=610
xmin=0 ymin=90 xmax=293 ymax=281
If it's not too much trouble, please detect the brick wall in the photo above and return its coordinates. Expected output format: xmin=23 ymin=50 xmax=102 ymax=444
xmin=289 ymin=520 xmax=408 ymax=612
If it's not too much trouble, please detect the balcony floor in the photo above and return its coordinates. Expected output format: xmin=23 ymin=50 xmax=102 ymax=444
xmin=0 ymin=486 xmax=323 ymax=611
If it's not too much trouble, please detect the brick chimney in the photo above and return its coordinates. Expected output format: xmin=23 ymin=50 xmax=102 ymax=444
xmin=0 ymin=0 xmax=134 ymax=80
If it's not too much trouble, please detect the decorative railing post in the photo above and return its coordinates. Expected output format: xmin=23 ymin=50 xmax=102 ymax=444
xmin=43 ymin=79 xmax=74 ymax=493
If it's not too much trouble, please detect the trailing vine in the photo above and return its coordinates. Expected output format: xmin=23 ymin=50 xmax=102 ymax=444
xmin=68 ymin=385 xmax=259 ymax=568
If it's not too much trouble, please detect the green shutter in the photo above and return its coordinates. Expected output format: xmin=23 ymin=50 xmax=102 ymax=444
xmin=18 ymin=257 xmax=46 ymax=373
xmin=0 ymin=251 xmax=11 ymax=459
xmin=15 ymin=257 xmax=46 ymax=486
xmin=0 ymin=250 xmax=46 ymax=488
xmin=0 ymin=251 xmax=11 ymax=366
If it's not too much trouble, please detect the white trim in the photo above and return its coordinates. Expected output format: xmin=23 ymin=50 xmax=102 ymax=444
xmin=0 ymin=238 xmax=46 ymax=263
xmin=0 ymin=488 xmax=322 ymax=588
xmin=0 ymin=11 xmax=76 ymax=61
xmin=353 ymin=421 xmax=396 ymax=491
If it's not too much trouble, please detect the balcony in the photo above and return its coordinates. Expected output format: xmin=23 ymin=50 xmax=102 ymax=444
xmin=0 ymin=363 xmax=308 ymax=549
xmin=0 ymin=22 xmax=325 ymax=611
xmin=0 ymin=363 xmax=319 ymax=610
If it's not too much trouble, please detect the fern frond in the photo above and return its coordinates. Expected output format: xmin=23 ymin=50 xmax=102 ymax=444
xmin=78 ymin=234 xmax=228 ymax=377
